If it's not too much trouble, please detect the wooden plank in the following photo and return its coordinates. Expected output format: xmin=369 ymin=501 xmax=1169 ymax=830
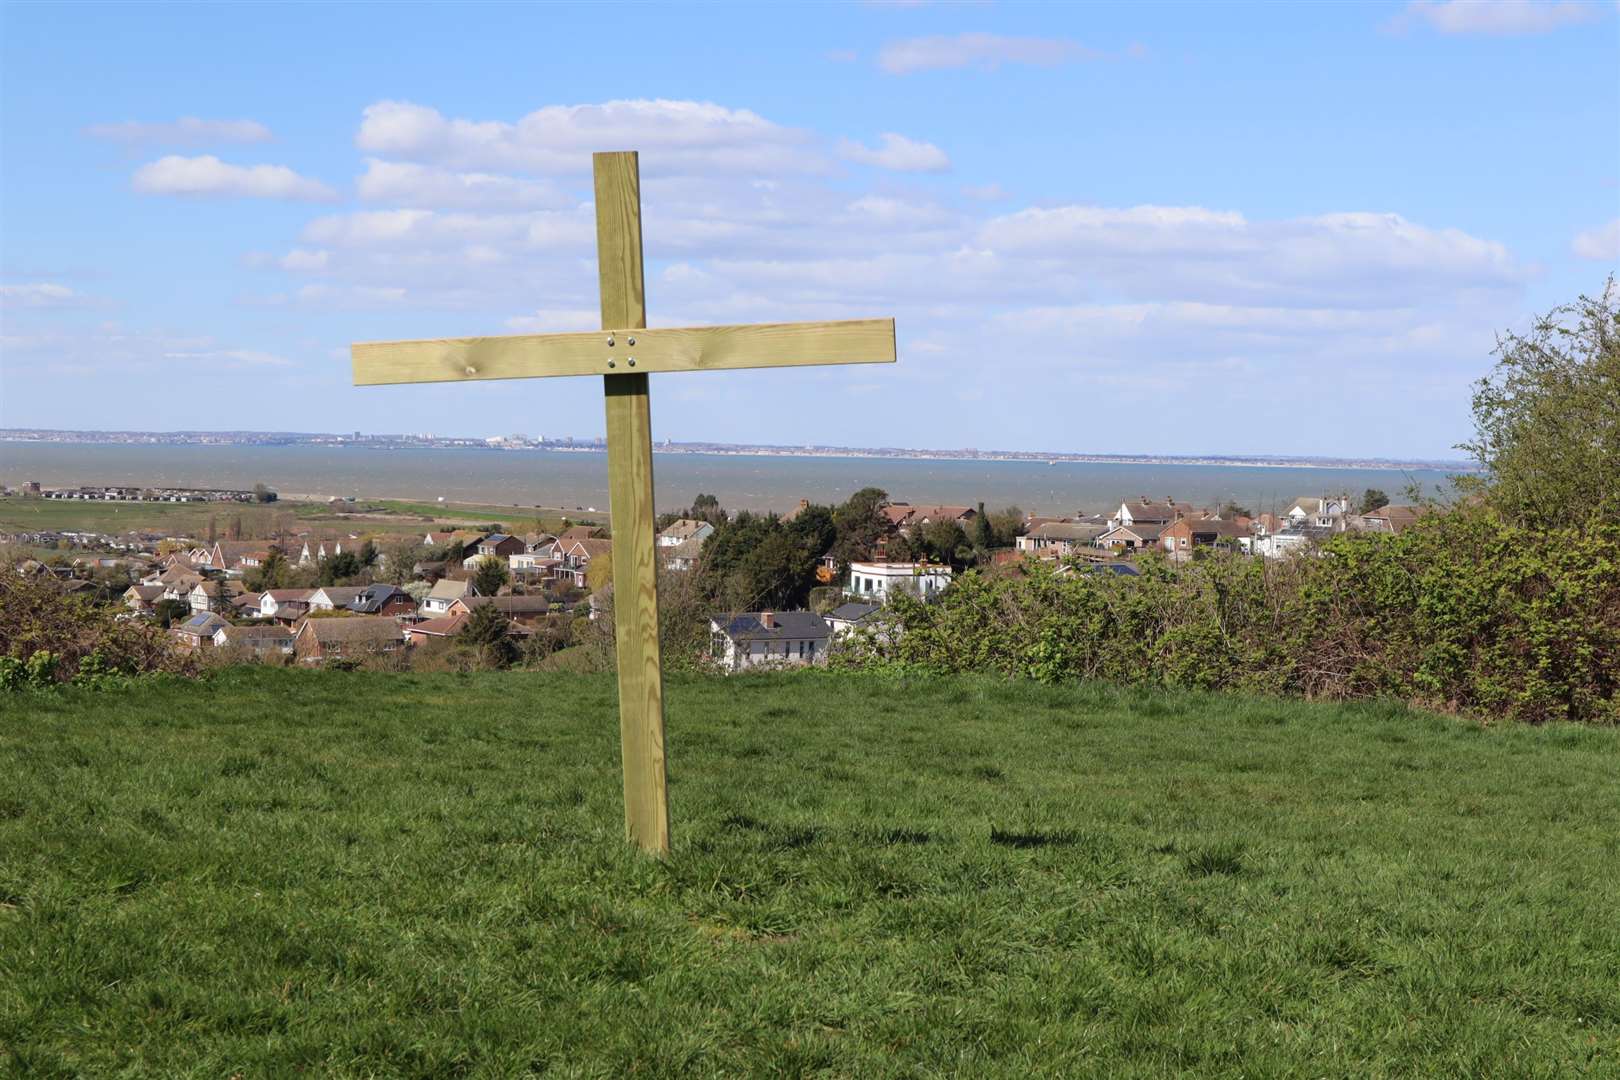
xmin=351 ymin=318 xmax=896 ymax=386
xmin=595 ymin=151 xmax=671 ymax=857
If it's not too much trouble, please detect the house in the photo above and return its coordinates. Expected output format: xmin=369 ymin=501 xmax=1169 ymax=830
xmin=709 ymin=611 xmax=831 ymax=671
xmin=206 ymin=540 xmax=274 ymax=574
xmin=421 ymin=577 xmax=474 ymax=615
xmin=657 ymin=519 xmax=714 ymax=548
xmin=347 ymin=584 xmax=416 ymax=617
xmin=824 ymin=602 xmax=881 ymax=639
xmin=846 ymin=561 xmax=952 ymax=602
xmin=297 ymin=535 xmax=353 ymax=565
xmin=423 ymin=531 xmax=456 ymax=548
xmin=880 ymin=504 xmax=977 ymax=534
xmin=404 ymin=613 xmax=467 ymax=646
xmin=1109 ymin=498 xmax=1185 ymax=529
xmin=232 ymin=591 xmax=263 ymax=615
xmin=557 ymin=538 xmax=613 ymax=589
xmin=187 ymin=580 xmax=231 ymax=614
xmin=171 ymin=611 xmax=229 ymax=650
xmin=1159 ymin=518 xmax=1252 ymax=557
xmin=259 ymin=588 xmax=316 ymax=622
xmin=122 ymin=584 xmax=164 ymax=613
xmin=292 ymin=616 xmax=403 ymax=664
xmin=1350 ymin=504 xmax=1426 ymax=535
xmin=447 ymin=594 xmax=554 ymax=626
xmin=308 ymin=585 xmax=368 ymax=612
xmin=212 ymin=623 xmax=294 ymax=657
xmin=661 ymin=539 xmax=705 ymax=572
xmin=1016 ymin=521 xmax=1107 ymax=556
xmin=1096 ymin=522 xmax=1167 ymax=551
xmin=475 ymin=533 xmax=526 ymax=560
xmin=510 ymin=552 xmax=561 ymax=579
xmin=1287 ymin=494 xmax=1353 ymax=530
xmin=1253 ymin=524 xmax=1337 ymax=559
xmin=521 ymin=532 xmax=559 ymax=555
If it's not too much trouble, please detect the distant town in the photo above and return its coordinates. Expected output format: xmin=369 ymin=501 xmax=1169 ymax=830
xmin=0 ymin=428 xmax=1473 ymax=473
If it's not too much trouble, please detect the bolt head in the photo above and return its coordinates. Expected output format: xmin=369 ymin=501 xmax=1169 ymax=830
xmin=607 ymin=359 xmax=616 ymax=368
xmin=464 ymin=366 xmax=477 ymax=376
xmin=606 ymin=336 xmax=615 ymax=347
xmin=628 ymin=358 xmax=636 ymax=367
xmin=627 ymin=335 xmax=636 ymax=346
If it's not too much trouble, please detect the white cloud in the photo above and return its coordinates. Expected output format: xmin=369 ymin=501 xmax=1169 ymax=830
xmin=0 ymin=282 xmax=82 ymax=309
xmin=837 ymin=132 xmax=950 ymax=172
xmin=85 ymin=117 xmax=272 ymax=145
xmin=1572 ymin=217 xmax=1620 ymax=260
xmin=356 ymin=159 xmax=571 ymax=209
xmin=962 ymin=183 xmax=1009 ymax=201
xmin=356 ymin=99 xmax=823 ymax=176
xmin=279 ymin=249 xmax=330 ymax=271
xmin=132 ymin=155 xmax=337 ymax=201
xmin=1390 ymin=0 xmax=1602 ymax=35
xmin=878 ymin=32 xmax=1099 ymax=74
xmin=0 ymin=323 xmax=295 ymax=375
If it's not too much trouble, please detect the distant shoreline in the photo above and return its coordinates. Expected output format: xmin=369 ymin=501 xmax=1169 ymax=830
xmin=0 ymin=431 xmax=1474 ymax=475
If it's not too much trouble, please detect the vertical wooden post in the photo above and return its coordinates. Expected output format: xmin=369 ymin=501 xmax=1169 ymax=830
xmin=594 ymin=151 xmax=671 ymax=855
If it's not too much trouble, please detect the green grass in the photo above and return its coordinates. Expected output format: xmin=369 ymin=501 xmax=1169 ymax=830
xmin=3 ymin=670 xmax=1617 ymax=1077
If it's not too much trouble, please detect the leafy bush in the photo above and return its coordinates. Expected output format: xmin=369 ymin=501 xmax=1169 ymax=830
xmin=838 ymin=508 xmax=1619 ymax=724
xmin=0 ymin=574 xmax=198 ymax=688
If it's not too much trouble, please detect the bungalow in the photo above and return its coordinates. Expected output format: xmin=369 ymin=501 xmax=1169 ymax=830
xmin=447 ymin=594 xmax=554 ymax=626
xmin=846 ymin=561 xmax=952 ymax=602
xmin=1016 ymin=521 xmax=1107 ymax=556
xmin=212 ymin=623 xmax=294 ymax=657
xmin=709 ymin=610 xmax=831 ymax=671
xmin=1097 ymin=522 xmax=1167 ymax=551
xmin=171 ymin=611 xmax=229 ymax=650
xmin=509 ymin=552 xmax=560 ymax=579
xmin=661 ymin=539 xmax=706 ymax=572
xmin=421 ymin=577 xmax=474 ymax=615
xmin=1287 ymin=494 xmax=1353 ymax=530
xmin=404 ymin=613 xmax=467 ymax=646
xmin=1109 ymin=498 xmax=1184 ymax=529
xmin=1159 ymin=518 xmax=1252 ymax=557
xmin=657 ymin=519 xmax=714 ymax=548
xmin=206 ymin=540 xmax=274 ymax=574
xmin=423 ymin=531 xmax=456 ymax=548
xmin=824 ymin=601 xmax=881 ymax=639
xmin=122 ymin=584 xmax=164 ymax=613
xmin=1350 ymin=504 xmax=1426 ymax=535
xmin=521 ymin=532 xmax=559 ymax=555
xmin=308 ymin=585 xmax=368 ymax=612
xmin=292 ymin=616 xmax=403 ymax=665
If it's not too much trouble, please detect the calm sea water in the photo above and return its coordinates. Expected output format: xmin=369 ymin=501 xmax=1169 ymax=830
xmin=0 ymin=442 xmax=1455 ymax=516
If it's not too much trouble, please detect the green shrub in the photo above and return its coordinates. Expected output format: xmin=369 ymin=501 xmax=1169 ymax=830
xmin=0 ymin=574 xmax=198 ymax=688
xmin=839 ymin=507 xmax=1619 ymax=724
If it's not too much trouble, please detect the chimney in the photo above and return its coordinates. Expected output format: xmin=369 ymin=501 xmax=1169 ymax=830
xmin=760 ymin=611 xmax=775 ymax=629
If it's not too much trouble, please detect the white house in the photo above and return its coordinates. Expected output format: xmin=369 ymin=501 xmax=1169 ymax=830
xmin=824 ymin=601 xmax=881 ymax=639
xmin=709 ymin=611 xmax=830 ymax=671
xmin=846 ymin=561 xmax=951 ymax=602
xmin=1287 ymin=494 xmax=1353 ymax=530
xmin=421 ymin=577 xmax=474 ymax=615
xmin=657 ymin=519 xmax=714 ymax=548
xmin=308 ymin=585 xmax=367 ymax=612
xmin=258 ymin=588 xmax=315 ymax=619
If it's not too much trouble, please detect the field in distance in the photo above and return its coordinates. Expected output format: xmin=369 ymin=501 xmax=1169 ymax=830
xmin=3 ymin=671 xmax=1616 ymax=1076
xmin=0 ymin=495 xmax=590 ymax=539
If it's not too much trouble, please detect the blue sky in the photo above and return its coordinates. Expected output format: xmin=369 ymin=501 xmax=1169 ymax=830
xmin=2 ymin=1 xmax=1616 ymax=459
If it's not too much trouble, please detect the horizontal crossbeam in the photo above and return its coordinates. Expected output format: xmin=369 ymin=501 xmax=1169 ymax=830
xmin=352 ymin=317 xmax=896 ymax=386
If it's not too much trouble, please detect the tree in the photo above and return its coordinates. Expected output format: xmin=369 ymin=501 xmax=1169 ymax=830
xmin=917 ymin=519 xmax=972 ymax=569
xmin=357 ymin=539 xmax=379 ymax=568
xmin=831 ymin=487 xmax=889 ymax=568
xmin=383 ymin=538 xmax=424 ymax=585
xmin=1358 ymin=489 xmax=1390 ymax=514
xmin=462 ymin=602 xmax=517 ymax=668
xmin=253 ymin=483 xmax=274 ymax=504
xmin=1222 ymin=500 xmax=1254 ymax=519
xmin=319 ymin=551 xmax=362 ymax=586
xmin=971 ymin=502 xmax=994 ymax=552
xmin=473 ymin=555 xmax=509 ymax=597
xmin=586 ymin=553 xmax=613 ymax=593
xmin=246 ymin=547 xmax=289 ymax=592
xmin=986 ymin=506 xmax=1026 ymax=548
xmin=1458 ymin=282 xmax=1619 ymax=528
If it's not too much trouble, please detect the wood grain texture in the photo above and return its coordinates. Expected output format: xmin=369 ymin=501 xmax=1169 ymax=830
xmin=351 ymin=318 xmax=896 ymax=386
xmin=596 ymin=151 xmax=671 ymax=856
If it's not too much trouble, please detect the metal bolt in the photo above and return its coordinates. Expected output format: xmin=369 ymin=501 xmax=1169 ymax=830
xmin=627 ymin=335 xmax=636 ymax=346
xmin=464 ymin=366 xmax=477 ymax=376
xmin=607 ymin=359 xmax=616 ymax=368
xmin=627 ymin=357 xmax=636 ymax=367
xmin=607 ymin=336 xmax=615 ymax=347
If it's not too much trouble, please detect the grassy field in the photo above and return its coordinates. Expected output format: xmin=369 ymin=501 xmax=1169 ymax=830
xmin=0 ymin=495 xmax=588 ymax=541
xmin=3 ymin=671 xmax=1616 ymax=1077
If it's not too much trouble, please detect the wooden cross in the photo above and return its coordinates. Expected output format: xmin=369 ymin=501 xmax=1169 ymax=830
xmin=351 ymin=151 xmax=897 ymax=855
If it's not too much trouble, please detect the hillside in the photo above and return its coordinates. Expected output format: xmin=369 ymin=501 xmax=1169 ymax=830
xmin=3 ymin=670 xmax=1617 ymax=1076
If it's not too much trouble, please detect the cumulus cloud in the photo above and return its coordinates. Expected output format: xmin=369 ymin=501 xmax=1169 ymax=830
xmin=279 ymin=249 xmax=330 ymax=271
xmin=878 ymin=32 xmax=1099 ymax=74
xmin=0 ymin=282 xmax=82 ymax=309
xmin=356 ymin=159 xmax=571 ymax=209
xmin=1572 ymin=217 xmax=1620 ymax=260
xmin=356 ymin=99 xmax=823 ymax=176
xmin=132 ymin=155 xmax=337 ymax=201
xmin=837 ymin=132 xmax=950 ymax=172
xmin=85 ymin=117 xmax=272 ymax=145
xmin=1389 ymin=0 xmax=1602 ymax=35
xmin=0 ymin=323 xmax=294 ymax=375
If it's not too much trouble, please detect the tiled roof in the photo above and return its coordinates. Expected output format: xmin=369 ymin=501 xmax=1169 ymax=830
xmin=298 ymin=616 xmax=403 ymax=644
xmin=828 ymin=602 xmax=880 ymax=623
xmin=714 ymin=611 xmax=830 ymax=642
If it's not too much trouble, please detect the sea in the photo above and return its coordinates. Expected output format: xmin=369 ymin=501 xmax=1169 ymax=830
xmin=0 ymin=442 xmax=1459 ymax=517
